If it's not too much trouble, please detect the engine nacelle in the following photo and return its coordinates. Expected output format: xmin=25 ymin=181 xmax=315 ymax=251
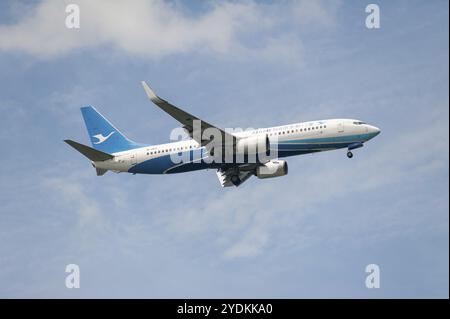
xmin=256 ymin=160 xmax=288 ymax=179
xmin=235 ymin=134 xmax=269 ymax=156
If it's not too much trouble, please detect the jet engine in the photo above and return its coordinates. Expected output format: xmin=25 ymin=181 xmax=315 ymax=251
xmin=256 ymin=160 xmax=288 ymax=179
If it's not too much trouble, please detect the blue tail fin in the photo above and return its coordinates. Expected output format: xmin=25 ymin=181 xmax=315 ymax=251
xmin=81 ymin=106 xmax=145 ymax=153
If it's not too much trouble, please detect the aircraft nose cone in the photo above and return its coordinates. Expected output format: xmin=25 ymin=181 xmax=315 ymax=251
xmin=370 ymin=125 xmax=381 ymax=136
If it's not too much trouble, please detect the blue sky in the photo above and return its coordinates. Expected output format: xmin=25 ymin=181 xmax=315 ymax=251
xmin=0 ymin=0 xmax=448 ymax=298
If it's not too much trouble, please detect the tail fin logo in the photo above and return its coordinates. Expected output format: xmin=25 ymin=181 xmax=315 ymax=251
xmin=93 ymin=132 xmax=115 ymax=144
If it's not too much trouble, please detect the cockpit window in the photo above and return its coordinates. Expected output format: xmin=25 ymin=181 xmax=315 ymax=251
xmin=353 ymin=121 xmax=366 ymax=125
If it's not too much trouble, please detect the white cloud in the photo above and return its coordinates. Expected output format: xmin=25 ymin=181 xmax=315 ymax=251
xmin=223 ymin=226 xmax=269 ymax=258
xmin=0 ymin=0 xmax=336 ymax=62
xmin=291 ymin=0 xmax=339 ymax=27
xmin=44 ymin=175 xmax=102 ymax=227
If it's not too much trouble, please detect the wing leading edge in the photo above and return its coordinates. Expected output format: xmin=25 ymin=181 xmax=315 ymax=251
xmin=141 ymin=81 xmax=237 ymax=146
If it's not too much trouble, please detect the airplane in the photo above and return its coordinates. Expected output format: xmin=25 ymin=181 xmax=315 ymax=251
xmin=64 ymin=81 xmax=381 ymax=187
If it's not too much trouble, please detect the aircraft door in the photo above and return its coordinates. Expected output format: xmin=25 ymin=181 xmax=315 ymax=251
xmin=337 ymin=122 xmax=344 ymax=133
xmin=130 ymin=153 xmax=137 ymax=165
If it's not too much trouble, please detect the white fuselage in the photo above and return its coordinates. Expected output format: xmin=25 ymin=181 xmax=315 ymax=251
xmin=93 ymin=118 xmax=380 ymax=175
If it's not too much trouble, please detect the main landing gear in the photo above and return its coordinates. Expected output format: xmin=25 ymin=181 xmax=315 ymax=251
xmin=231 ymin=174 xmax=241 ymax=186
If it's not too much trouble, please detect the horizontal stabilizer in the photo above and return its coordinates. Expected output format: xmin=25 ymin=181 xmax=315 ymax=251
xmin=64 ymin=139 xmax=114 ymax=162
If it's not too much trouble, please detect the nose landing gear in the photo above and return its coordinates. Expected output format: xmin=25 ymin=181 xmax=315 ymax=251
xmin=346 ymin=142 xmax=363 ymax=159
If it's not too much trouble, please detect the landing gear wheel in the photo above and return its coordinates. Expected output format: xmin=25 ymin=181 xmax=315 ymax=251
xmin=347 ymin=151 xmax=353 ymax=158
xmin=231 ymin=175 xmax=241 ymax=186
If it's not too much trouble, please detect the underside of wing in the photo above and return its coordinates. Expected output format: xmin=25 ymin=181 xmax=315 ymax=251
xmin=141 ymin=81 xmax=237 ymax=146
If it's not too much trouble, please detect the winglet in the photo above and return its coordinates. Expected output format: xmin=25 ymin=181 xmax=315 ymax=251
xmin=141 ymin=81 xmax=160 ymax=103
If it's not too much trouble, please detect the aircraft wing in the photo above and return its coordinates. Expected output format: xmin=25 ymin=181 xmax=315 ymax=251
xmin=141 ymin=81 xmax=237 ymax=146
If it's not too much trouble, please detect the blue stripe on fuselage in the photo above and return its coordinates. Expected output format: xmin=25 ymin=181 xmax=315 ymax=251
xmin=279 ymin=132 xmax=378 ymax=145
